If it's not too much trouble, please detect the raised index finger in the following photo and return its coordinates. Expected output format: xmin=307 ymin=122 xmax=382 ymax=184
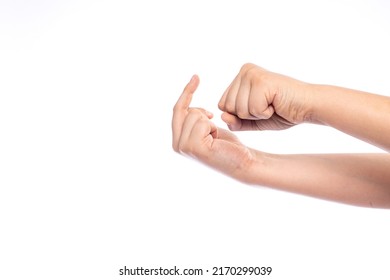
xmin=174 ymin=75 xmax=200 ymax=111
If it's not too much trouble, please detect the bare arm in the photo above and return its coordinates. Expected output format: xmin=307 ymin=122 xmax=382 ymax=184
xmin=249 ymin=152 xmax=390 ymax=208
xmin=310 ymin=85 xmax=390 ymax=151
xmin=173 ymin=72 xmax=390 ymax=209
xmin=218 ymin=63 xmax=390 ymax=151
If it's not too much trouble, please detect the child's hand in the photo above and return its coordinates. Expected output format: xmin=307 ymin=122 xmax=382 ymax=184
xmin=218 ymin=63 xmax=313 ymax=131
xmin=172 ymin=75 xmax=259 ymax=183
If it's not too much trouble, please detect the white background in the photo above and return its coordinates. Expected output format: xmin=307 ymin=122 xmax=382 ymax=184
xmin=1 ymin=0 xmax=390 ymax=279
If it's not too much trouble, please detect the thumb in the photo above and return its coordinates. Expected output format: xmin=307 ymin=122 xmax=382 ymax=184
xmin=221 ymin=112 xmax=257 ymax=131
xmin=221 ymin=112 xmax=243 ymax=130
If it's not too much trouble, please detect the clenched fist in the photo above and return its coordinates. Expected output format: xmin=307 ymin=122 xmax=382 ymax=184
xmin=218 ymin=63 xmax=313 ymax=131
xmin=172 ymin=64 xmax=390 ymax=208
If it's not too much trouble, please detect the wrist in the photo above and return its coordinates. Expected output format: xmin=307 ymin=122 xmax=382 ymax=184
xmin=303 ymin=83 xmax=327 ymax=125
xmin=239 ymin=149 xmax=273 ymax=186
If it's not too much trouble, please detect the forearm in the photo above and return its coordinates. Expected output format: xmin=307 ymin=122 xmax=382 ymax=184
xmin=309 ymin=84 xmax=390 ymax=151
xmin=251 ymin=152 xmax=390 ymax=208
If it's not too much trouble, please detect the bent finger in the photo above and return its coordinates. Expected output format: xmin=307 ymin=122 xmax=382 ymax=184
xmin=188 ymin=119 xmax=217 ymax=158
xmin=220 ymin=75 xmax=241 ymax=114
xmin=178 ymin=110 xmax=206 ymax=154
xmin=190 ymin=107 xmax=214 ymax=119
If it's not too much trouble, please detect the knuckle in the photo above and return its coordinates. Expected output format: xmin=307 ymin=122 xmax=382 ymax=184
xmin=187 ymin=108 xmax=203 ymax=117
xmin=236 ymin=107 xmax=248 ymax=119
xmin=178 ymin=143 xmax=190 ymax=154
xmin=248 ymin=68 xmax=271 ymax=87
xmin=248 ymin=105 xmax=261 ymax=118
xmin=172 ymin=143 xmax=179 ymax=153
xmin=224 ymin=102 xmax=235 ymax=113
xmin=173 ymin=103 xmax=182 ymax=113
xmin=246 ymin=65 xmax=258 ymax=76
xmin=244 ymin=67 xmax=261 ymax=83
xmin=249 ymin=105 xmax=273 ymax=119
xmin=240 ymin=62 xmax=255 ymax=73
xmin=198 ymin=118 xmax=209 ymax=127
xmin=218 ymin=100 xmax=225 ymax=111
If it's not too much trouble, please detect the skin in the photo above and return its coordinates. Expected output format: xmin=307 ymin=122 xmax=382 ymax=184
xmin=172 ymin=63 xmax=390 ymax=208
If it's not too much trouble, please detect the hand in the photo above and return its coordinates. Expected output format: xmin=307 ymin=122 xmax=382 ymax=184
xmin=172 ymin=75 xmax=258 ymax=183
xmin=218 ymin=63 xmax=313 ymax=131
